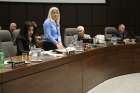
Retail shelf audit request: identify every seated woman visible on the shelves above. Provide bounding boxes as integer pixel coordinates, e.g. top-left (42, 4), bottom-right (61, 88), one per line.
top-left (16, 21), bottom-right (35, 55)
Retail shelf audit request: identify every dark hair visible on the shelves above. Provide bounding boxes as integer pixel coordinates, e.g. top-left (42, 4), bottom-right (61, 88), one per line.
top-left (31, 21), bottom-right (38, 36)
top-left (19, 21), bottom-right (35, 43)
top-left (31, 21), bottom-right (38, 28)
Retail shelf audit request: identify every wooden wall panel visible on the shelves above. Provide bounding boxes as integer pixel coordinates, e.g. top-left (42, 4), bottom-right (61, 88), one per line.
top-left (9, 4), bottom-right (26, 27)
top-left (107, 8), bottom-right (121, 25)
top-left (120, 0), bottom-right (136, 9)
top-left (77, 5), bottom-right (92, 25)
top-left (60, 5), bottom-right (77, 26)
top-left (0, 3), bottom-right (9, 29)
top-left (92, 5), bottom-right (107, 25)
top-left (27, 4), bottom-right (44, 26)
top-left (0, 0), bottom-right (140, 36)
top-left (120, 9), bottom-right (136, 26)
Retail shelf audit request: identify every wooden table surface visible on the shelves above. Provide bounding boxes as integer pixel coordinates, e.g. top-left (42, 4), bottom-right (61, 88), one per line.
top-left (0, 44), bottom-right (140, 93)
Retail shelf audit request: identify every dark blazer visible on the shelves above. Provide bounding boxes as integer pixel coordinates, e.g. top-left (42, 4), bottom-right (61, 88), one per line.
top-left (118, 30), bottom-right (136, 39)
top-left (16, 36), bottom-right (32, 55)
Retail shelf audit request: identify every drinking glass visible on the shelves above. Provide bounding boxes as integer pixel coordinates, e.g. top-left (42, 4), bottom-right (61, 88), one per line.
top-left (22, 52), bottom-right (28, 62)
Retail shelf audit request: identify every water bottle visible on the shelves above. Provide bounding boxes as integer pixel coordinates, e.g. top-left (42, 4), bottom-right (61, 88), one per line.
top-left (92, 38), bottom-right (96, 47)
top-left (0, 49), bottom-right (4, 68)
top-left (111, 36), bottom-right (117, 45)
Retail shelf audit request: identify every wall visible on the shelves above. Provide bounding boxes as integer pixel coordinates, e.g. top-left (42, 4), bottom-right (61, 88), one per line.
top-left (0, 0), bottom-right (139, 38)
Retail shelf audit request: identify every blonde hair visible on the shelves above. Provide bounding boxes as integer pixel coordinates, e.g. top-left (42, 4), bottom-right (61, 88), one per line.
top-left (47, 7), bottom-right (60, 26)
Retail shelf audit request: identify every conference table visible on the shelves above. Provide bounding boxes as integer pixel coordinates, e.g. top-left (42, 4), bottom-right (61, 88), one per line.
top-left (0, 44), bottom-right (140, 93)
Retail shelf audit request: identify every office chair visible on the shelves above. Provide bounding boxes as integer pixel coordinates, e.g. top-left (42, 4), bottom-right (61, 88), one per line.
top-left (12, 29), bottom-right (20, 43)
top-left (104, 26), bottom-right (118, 41)
top-left (64, 28), bottom-right (78, 47)
top-left (0, 30), bottom-right (17, 57)
top-left (64, 28), bottom-right (78, 36)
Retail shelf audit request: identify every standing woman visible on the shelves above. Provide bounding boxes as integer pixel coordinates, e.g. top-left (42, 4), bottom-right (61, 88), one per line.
top-left (43, 7), bottom-right (64, 50)
top-left (16, 21), bottom-right (35, 55)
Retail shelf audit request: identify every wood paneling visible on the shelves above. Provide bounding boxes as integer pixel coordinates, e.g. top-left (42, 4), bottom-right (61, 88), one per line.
top-left (108, 0), bottom-right (121, 8)
top-left (92, 5), bottom-right (107, 25)
top-left (77, 5), bottom-right (92, 25)
top-left (27, 4), bottom-right (44, 26)
top-left (107, 8), bottom-right (121, 25)
top-left (0, 0), bottom-right (139, 35)
top-left (0, 3), bottom-right (9, 29)
top-left (120, 0), bottom-right (136, 9)
top-left (3, 62), bottom-right (82, 93)
top-left (120, 9), bottom-right (136, 26)
top-left (60, 5), bottom-right (77, 26)
top-left (9, 4), bottom-right (27, 27)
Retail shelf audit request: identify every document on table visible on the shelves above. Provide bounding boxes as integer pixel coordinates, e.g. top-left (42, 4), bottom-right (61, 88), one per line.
top-left (43, 50), bottom-right (65, 57)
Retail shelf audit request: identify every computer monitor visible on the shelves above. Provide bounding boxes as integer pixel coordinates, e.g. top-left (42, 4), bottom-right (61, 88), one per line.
top-left (82, 38), bottom-right (93, 44)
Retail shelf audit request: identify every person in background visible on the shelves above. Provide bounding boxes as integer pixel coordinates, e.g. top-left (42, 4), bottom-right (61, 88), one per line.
top-left (43, 7), bottom-right (64, 50)
top-left (16, 21), bottom-right (35, 55)
top-left (31, 21), bottom-right (38, 35)
top-left (77, 25), bottom-right (91, 41)
top-left (9, 22), bottom-right (17, 32)
top-left (117, 24), bottom-right (135, 40)
top-left (31, 21), bottom-right (44, 48)
top-left (9, 22), bottom-right (18, 40)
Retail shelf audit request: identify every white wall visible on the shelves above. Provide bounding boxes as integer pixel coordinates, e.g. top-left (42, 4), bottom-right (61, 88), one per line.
top-left (0, 0), bottom-right (106, 3)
